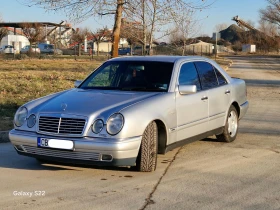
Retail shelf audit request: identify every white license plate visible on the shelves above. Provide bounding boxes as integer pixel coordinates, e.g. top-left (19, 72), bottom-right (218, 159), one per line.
top-left (37, 138), bottom-right (74, 150)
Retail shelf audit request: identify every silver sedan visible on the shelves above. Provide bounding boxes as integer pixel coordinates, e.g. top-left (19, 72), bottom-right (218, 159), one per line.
top-left (9, 56), bottom-right (249, 172)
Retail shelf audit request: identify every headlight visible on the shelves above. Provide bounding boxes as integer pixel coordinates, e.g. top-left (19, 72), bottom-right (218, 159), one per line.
top-left (14, 107), bottom-right (28, 127)
top-left (27, 114), bottom-right (36, 128)
top-left (107, 113), bottom-right (124, 135)
top-left (92, 119), bottom-right (104, 134)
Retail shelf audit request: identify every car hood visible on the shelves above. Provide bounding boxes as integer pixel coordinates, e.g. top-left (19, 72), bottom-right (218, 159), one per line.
top-left (37, 88), bottom-right (160, 117)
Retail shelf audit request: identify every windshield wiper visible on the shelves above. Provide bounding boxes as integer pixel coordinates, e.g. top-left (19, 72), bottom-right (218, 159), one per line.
top-left (80, 87), bottom-right (120, 90)
top-left (120, 87), bottom-right (166, 92)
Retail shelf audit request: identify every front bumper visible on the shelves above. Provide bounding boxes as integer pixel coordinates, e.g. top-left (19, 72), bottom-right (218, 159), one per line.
top-left (9, 129), bottom-right (142, 166)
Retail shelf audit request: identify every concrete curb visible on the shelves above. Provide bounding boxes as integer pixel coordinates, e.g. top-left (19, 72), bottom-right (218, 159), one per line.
top-left (0, 131), bottom-right (10, 143)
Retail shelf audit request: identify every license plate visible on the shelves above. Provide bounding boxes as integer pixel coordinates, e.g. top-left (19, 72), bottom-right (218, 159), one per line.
top-left (37, 138), bottom-right (74, 150)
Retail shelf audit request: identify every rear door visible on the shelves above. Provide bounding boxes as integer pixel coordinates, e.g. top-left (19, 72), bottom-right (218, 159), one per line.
top-left (195, 62), bottom-right (230, 130)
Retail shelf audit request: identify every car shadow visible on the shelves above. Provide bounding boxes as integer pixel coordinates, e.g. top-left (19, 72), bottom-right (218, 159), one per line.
top-left (200, 136), bottom-right (225, 143)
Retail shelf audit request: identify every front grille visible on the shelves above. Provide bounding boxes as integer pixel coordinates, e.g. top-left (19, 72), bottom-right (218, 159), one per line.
top-left (39, 116), bottom-right (86, 135)
top-left (21, 145), bottom-right (100, 161)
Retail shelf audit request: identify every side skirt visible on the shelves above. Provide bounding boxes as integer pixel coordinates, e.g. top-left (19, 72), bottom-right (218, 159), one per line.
top-left (165, 127), bottom-right (224, 153)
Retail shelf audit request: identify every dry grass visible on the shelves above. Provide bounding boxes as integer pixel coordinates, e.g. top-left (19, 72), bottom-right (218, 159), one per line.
top-left (0, 59), bottom-right (103, 130)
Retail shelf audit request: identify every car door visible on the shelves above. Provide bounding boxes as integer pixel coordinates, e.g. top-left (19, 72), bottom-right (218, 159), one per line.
top-left (175, 62), bottom-right (209, 142)
top-left (194, 62), bottom-right (230, 131)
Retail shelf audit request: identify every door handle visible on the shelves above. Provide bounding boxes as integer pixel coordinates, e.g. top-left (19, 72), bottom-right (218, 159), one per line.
top-left (225, 90), bottom-right (230, 94)
top-left (201, 96), bottom-right (208, 101)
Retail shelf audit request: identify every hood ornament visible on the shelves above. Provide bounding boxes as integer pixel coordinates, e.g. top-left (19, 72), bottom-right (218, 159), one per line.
top-left (61, 103), bottom-right (67, 111)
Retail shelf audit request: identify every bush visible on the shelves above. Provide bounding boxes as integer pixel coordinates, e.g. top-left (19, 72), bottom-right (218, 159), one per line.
top-left (14, 54), bottom-right (29, 60)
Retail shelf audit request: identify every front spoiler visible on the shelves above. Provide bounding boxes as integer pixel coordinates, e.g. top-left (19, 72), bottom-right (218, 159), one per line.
top-left (16, 150), bottom-right (136, 167)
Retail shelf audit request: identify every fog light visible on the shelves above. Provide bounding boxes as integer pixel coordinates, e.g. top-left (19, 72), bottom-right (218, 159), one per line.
top-left (15, 145), bottom-right (24, 152)
top-left (101, 154), bottom-right (113, 161)
top-left (27, 114), bottom-right (36, 128)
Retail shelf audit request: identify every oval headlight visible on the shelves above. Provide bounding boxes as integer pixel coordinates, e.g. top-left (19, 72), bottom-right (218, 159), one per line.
top-left (92, 119), bottom-right (104, 134)
top-left (107, 113), bottom-right (124, 135)
top-left (27, 114), bottom-right (36, 128)
top-left (14, 107), bottom-right (28, 127)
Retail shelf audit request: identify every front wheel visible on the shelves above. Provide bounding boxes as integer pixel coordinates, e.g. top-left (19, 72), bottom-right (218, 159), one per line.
top-left (136, 121), bottom-right (158, 172)
top-left (216, 105), bottom-right (239, 142)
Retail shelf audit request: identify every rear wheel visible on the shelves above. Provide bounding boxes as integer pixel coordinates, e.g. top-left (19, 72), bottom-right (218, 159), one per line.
top-left (136, 121), bottom-right (158, 172)
top-left (216, 105), bottom-right (239, 142)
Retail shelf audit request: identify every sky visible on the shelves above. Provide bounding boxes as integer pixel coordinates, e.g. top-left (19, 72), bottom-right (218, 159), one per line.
top-left (0, 0), bottom-right (268, 41)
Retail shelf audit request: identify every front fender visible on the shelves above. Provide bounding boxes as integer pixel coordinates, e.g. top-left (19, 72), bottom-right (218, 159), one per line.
top-left (118, 93), bottom-right (176, 145)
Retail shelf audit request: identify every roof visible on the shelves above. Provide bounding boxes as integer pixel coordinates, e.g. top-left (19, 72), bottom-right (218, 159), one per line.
top-left (109, 55), bottom-right (209, 63)
top-left (0, 22), bottom-right (71, 28)
top-left (189, 41), bottom-right (213, 46)
top-left (6, 27), bottom-right (25, 36)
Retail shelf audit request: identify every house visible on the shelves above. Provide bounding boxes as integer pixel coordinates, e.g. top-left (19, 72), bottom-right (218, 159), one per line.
top-left (0, 27), bottom-right (29, 53)
top-left (0, 22), bottom-right (73, 52)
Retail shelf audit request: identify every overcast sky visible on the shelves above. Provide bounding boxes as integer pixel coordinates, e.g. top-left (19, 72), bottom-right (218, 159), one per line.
top-left (1, 0), bottom-right (268, 41)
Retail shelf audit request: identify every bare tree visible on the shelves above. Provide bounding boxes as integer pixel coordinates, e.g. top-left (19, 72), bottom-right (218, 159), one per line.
top-left (260, 0), bottom-right (280, 27)
top-left (26, 0), bottom-right (213, 57)
top-left (0, 15), bottom-right (8, 44)
top-left (259, 19), bottom-right (279, 37)
top-left (20, 22), bottom-right (43, 53)
top-left (171, 7), bottom-right (200, 55)
top-left (120, 18), bottom-right (153, 55)
top-left (124, 0), bottom-right (211, 55)
top-left (120, 18), bottom-right (141, 52)
top-left (70, 28), bottom-right (89, 56)
top-left (91, 27), bottom-right (112, 56)
top-left (25, 0), bottom-right (124, 57)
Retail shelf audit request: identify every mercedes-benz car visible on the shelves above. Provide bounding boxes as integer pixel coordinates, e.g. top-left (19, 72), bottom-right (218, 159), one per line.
top-left (9, 56), bottom-right (249, 172)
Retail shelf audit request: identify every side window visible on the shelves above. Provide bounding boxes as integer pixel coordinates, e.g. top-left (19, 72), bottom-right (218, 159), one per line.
top-left (179, 62), bottom-right (201, 91)
top-left (195, 62), bottom-right (218, 89)
top-left (214, 67), bottom-right (227, 85)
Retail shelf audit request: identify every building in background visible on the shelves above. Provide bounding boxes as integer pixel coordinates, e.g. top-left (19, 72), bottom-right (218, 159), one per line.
top-left (242, 44), bottom-right (256, 53)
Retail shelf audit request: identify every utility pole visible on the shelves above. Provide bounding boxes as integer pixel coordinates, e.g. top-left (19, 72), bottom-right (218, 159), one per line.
top-left (215, 31), bottom-right (217, 60)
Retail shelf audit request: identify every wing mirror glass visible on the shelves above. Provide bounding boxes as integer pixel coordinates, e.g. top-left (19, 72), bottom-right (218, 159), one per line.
top-left (74, 80), bottom-right (82, 88)
top-left (178, 85), bottom-right (197, 95)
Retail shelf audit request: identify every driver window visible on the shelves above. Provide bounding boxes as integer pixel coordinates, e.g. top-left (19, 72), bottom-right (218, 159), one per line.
top-left (179, 62), bottom-right (201, 91)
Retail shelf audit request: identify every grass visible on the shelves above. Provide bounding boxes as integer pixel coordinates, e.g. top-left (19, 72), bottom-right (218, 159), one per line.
top-left (0, 59), bottom-right (103, 130)
top-left (0, 56), bottom-right (232, 131)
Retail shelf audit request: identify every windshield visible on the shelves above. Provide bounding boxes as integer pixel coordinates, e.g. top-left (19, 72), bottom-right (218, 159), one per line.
top-left (79, 61), bottom-right (174, 92)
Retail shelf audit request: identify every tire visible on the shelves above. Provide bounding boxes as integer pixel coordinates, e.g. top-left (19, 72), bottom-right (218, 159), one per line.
top-left (216, 105), bottom-right (239, 142)
top-left (36, 158), bottom-right (51, 164)
top-left (36, 158), bottom-right (46, 163)
top-left (136, 121), bottom-right (158, 172)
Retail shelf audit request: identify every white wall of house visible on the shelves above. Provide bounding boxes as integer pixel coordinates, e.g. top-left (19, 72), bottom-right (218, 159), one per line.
top-left (1, 35), bottom-right (29, 53)
top-left (93, 42), bottom-right (112, 53)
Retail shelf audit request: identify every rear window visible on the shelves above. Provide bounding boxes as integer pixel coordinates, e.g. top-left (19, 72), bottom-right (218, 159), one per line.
top-left (195, 61), bottom-right (218, 89)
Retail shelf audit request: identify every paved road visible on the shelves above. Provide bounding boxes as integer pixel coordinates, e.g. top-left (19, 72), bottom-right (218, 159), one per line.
top-left (0, 56), bottom-right (279, 210)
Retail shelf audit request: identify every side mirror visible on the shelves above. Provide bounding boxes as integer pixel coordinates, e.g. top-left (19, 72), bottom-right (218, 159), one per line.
top-left (178, 85), bottom-right (197, 95)
top-left (74, 80), bottom-right (82, 88)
